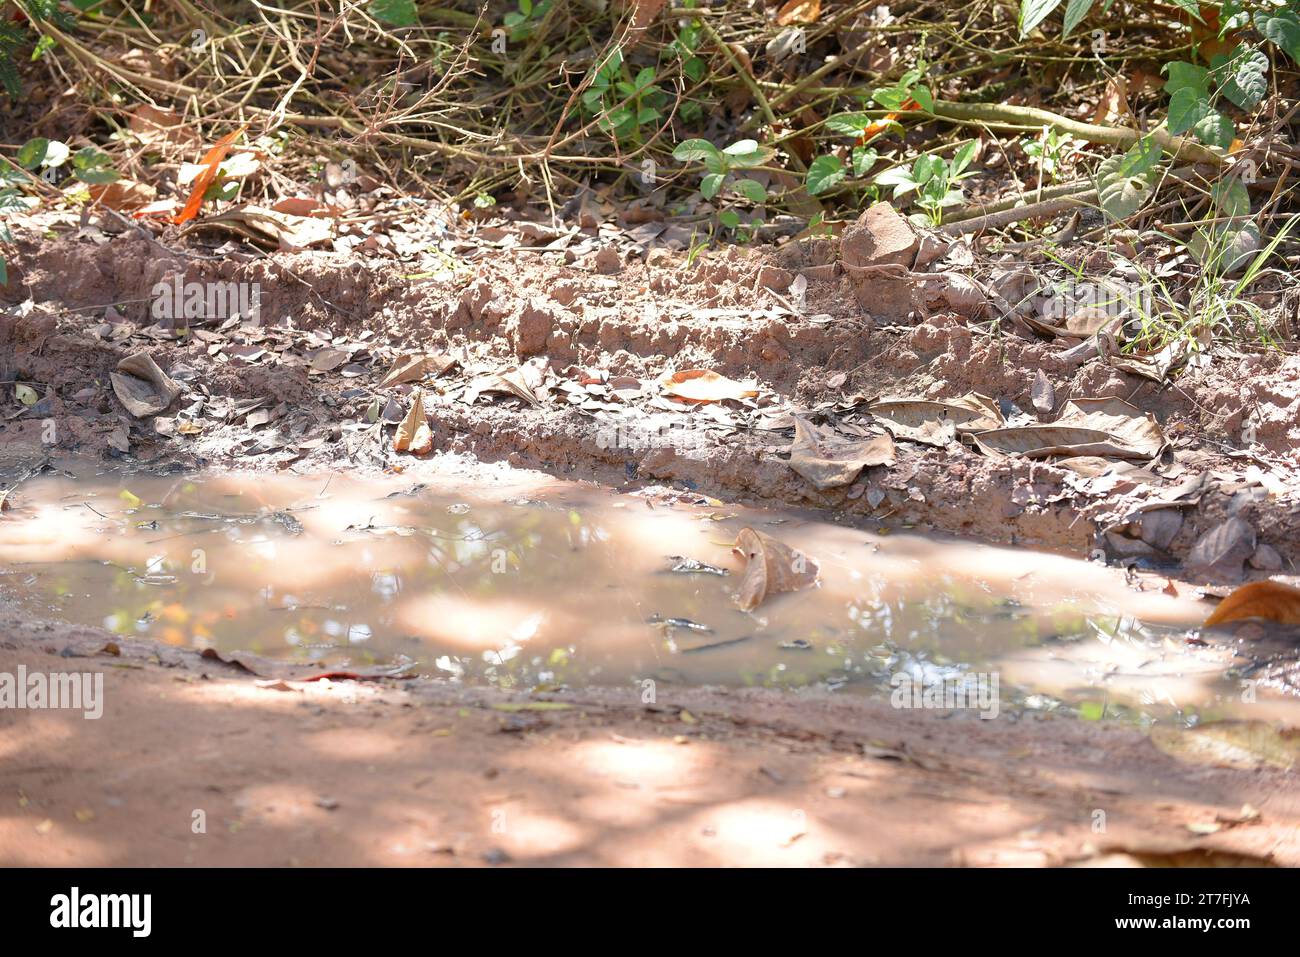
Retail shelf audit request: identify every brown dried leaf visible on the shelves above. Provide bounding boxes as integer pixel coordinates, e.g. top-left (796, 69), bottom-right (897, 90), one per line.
top-left (974, 397), bottom-right (1165, 460)
top-left (789, 416), bottom-right (895, 490)
top-left (868, 392), bottom-right (1002, 446)
top-left (110, 352), bottom-right (182, 418)
top-left (731, 527), bottom-right (819, 611)
top-left (379, 352), bottom-right (457, 388)
top-left (776, 0), bottom-right (821, 25)
top-left (394, 389), bottom-right (433, 455)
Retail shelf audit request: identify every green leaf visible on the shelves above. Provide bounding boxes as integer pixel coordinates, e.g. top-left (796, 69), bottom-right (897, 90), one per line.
top-left (41, 140), bottom-right (70, 168)
top-left (1061, 0), bottom-right (1094, 37)
top-left (16, 138), bottom-right (49, 170)
top-left (723, 143), bottom-right (774, 168)
top-left (1162, 60), bottom-right (1209, 97)
top-left (634, 67), bottom-right (656, 91)
top-left (1167, 87), bottom-right (1212, 136)
top-left (1211, 176), bottom-right (1250, 220)
top-left (1255, 8), bottom-right (1300, 62)
top-left (673, 138), bottom-right (721, 163)
top-left (1019, 0), bottom-right (1063, 36)
top-left (700, 172), bottom-right (724, 199)
top-left (1193, 111), bottom-right (1234, 149)
top-left (912, 153), bottom-right (945, 185)
top-left (719, 209), bottom-right (741, 229)
top-left (0, 256), bottom-right (6, 287)
top-left (805, 155), bottom-right (845, 195)
top-left (825, 112), bottom-right (874, 135)
top-left (14, 383), bottom-right (38, 406)
top-left (735, 178), bottom-right (767, 203)
top-left (851, 146), bottom-right (878, 177)
top-left (370, 0), bottom-right (418, 28)
top-left (723, 139), bottom-right (760, 156)
top-left (910, 86), bottom-right (934, 112)
top-left (1096, 146), bottom-right (1158, 222)
top-left (1215, 46), bottom-right (1269, 110)
top-left (951, 141), bottom-right (978, 176)
top-left (871, 86), bottom-right (910, 110)
top-left (683, 57), bottom-right (705, 82)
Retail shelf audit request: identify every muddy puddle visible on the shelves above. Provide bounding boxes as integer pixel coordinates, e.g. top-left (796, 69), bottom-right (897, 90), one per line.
top-left (1, 460), bottom-right (1295, 725)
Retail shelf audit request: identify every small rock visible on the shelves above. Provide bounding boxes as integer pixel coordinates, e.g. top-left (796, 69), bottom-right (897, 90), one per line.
top-left (1137, 508), bottom-right (1183, 552)
top-left (508, 297), bottom-right (555, 359)
top-left (1248, 543), bottom-right (1283, 571)
top-left (1186, 517), bottom-right (1256, 581)
top-left (756, 264), bottom-right (794, 292)
top-left (840, 202), bottom-right (920, 320)
top-left (591, 246), bottom-right (622, 275)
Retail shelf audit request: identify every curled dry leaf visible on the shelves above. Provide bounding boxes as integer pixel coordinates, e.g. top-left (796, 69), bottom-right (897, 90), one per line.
top-left (788, 416), bottom-right (895, 490)
top-left (394, 388), bottom-right (433, 455)
top-left (731, 527), bottom-right (819, 611)
top-left (868, 392), bottom-right (1002, 446)
top-left (973, 397), bottom-right (1165, 460)
top-left (379, 352), bottom-right (457, 388)
top-left (1204, 580), bottom-right (1300, 629)
top-left (110, 352), bottom-right (181, 418)
top-left (659, 369), bottom-right (759, 404)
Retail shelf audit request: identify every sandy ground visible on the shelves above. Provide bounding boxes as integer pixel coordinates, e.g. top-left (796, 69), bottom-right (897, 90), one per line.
top-left (3, 215), bottom-right (1300, 867)
top-left (1, 610), bottom-right (1297, 867)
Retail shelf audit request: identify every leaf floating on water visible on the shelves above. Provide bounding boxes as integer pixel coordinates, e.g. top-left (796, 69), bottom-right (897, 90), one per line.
top-left (788, 416), bottom-right (895, 490)
top-left (1203, 580), bottom-right (1300, 628)
top-left (1150, 720), bottom-right (1300, 771)
top-left (665, 555), bottom-right (729, 576)
top-left (658, 369), bottom-right (759, 404)
top-left (394, 388), bottom-right (433, 455)
top-left (731, 527), bottom-right (819, 611)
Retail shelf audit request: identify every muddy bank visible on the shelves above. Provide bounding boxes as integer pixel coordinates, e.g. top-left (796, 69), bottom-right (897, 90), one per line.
top-left (1, 605), bottom-right (1295, 867)
top-left (2, 222), bottom-right (1299, 584)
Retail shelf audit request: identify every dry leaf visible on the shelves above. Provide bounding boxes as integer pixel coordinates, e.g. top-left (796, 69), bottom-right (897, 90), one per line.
top-left (470, 369), bottom-right (541, 406)
top-left (659, 369), bottom-right (759, 404)
top-left (379, 353), bottom-right (457, 388)
top-left (788, 416), bottom-right (894, 490)
top-left (974, 397), bottom-right (1165, 460)
top-left (869, 393), bottom-right (1002, 446)
top-left (84, 178), bottom-right (157, 212)
top-left (776, 0), bottom-right (821, 25)
top-left (110, 352), bottom-right (181, 418)
top-left (1204, 580), bottom-right (1300, 628)
top-left (731, 527), bottom-right (819, 611)
top-left (0, 489), bottom-right (10, 514)
top-left (1092, 75), bottom-right (1133, 126)
top-left (150, 125), bottom-right (247, 225)
top-left (394, 389), bottom-right (433, 455)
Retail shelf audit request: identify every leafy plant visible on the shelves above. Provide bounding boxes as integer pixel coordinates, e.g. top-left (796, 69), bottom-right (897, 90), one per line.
top-left (874, 142), bottom-right (978, 226)
top-left (1, 1), bottom-right (75, 96)
top-left (580, 49), bottom-right (668, 142)
top-left (1095, 134), bottom-right (1163, 222)
top-left (503, 0), bottom-right (552, 42)
top-left (663, 9), bottom-right (706, 123)
top-left (1022, 127), bottom-right (1083, 181)
top-left (673, 137), bottom-right (773, 233)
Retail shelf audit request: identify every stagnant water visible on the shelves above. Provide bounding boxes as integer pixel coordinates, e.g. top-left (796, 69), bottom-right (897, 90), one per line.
top-left (1, 461), bottom-right (1296, 724)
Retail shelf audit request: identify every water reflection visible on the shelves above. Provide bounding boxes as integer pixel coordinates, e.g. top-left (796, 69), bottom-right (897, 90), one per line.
top-left (0, 463), bottom-right (1295, 724)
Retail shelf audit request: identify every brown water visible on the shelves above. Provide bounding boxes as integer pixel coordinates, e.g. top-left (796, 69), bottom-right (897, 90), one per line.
top-left (1, 462), bottom-right (1295, 724)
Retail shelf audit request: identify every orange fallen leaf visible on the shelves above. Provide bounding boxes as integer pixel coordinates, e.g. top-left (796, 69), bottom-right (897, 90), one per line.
top-left (147, 125), bottom-right (247, 225)
top-left (1203, 580), bottom-right (1300, 628)
top-left (731, 527), bottom-right (819, 611)
top-left (776, 0), bottom-right (820, 25)
top-left (659, 369), bottom-right (758, 404)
